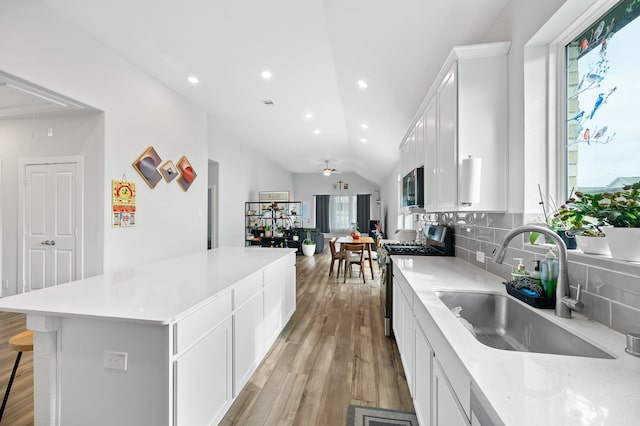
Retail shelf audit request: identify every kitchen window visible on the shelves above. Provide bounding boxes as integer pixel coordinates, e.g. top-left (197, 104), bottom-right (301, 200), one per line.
top-left (564, 0), bottom-right (640, 197)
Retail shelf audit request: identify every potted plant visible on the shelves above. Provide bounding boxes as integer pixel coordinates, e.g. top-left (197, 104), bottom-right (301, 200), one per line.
top-left (556, 191), bottom-right (611, 255)
top-left (350, 223), bottom-right (361, 240)
top-left (264, 224), bottom-right (272, 238)
top-left (302, 230), bottom-right (316, 256)
top-left (591, 181), bottom-right (640, 261)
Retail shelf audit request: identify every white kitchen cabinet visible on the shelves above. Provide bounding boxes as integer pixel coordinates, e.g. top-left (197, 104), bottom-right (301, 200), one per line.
top-left (434, 359), bottom-right (470, 426)
top-left (393, 270), bottom-right (415, 396)
top-left (175, 317), bottom-right (232, 425)
top-left (413, 322), bottom-right (433, 426)
top-left (415, 117), bottom-right (425, 168)
top-left (282, 254), bottom-right (296, 324)
top-left (436, 63), bottom-right (459, 210)
top-left (263, 277), bottom-right (282, 348)
top-left (424, 98), bottom-right (438, 211)
top-left (403, 41), bottom-right (510, 212)
top-left (233, 290), bottom-right (264, 395)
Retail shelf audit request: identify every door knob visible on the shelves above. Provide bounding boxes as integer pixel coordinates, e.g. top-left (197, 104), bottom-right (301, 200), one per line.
top-left (40, 240), bottom-right (56, 246)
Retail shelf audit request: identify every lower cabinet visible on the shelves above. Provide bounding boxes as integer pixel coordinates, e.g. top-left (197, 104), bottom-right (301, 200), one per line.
top-left (174, 317), bottom-right (232, 425)
top-left (413, 325), bottom-right (433, 425)
top-left (433, 359), bottom-right (469, 426)
top-left (233, 291), bottom-right (265, 394)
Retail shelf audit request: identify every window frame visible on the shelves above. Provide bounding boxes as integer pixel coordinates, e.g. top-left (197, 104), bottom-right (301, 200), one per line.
top-left (552, 0), bottom-right (623, 201)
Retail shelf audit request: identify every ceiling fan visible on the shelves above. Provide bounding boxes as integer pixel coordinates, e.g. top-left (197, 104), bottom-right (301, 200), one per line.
top-left (322, 160), bottom-right (342, 176)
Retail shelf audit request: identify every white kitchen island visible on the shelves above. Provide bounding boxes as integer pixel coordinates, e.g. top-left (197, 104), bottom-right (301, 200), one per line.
top-left (0, 247), bottom-right (297, 426)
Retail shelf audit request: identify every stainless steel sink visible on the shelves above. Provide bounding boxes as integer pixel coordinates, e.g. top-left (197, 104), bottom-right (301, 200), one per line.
top-left (436, 291), bottom-right (613, 359)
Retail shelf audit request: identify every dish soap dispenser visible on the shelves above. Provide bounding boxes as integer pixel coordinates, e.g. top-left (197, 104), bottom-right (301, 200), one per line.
top-left (540, 248), bottom-right (559, 298)
top-left (511, 258), bottom-right (528, 280)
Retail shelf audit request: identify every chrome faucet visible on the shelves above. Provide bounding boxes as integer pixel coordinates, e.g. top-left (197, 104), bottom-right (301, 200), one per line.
top-left (493, 224), bottom-right (583, 318)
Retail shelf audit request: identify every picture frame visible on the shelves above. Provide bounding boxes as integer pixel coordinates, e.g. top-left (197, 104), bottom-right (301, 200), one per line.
top-left (132, 146), bottom-right (163, 189)
top-left (160, 160), bottom-right (178, 183)
top-left (176, 156), bottom-right (197, 191)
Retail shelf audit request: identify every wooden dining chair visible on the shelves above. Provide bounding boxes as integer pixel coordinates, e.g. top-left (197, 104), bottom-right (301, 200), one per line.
top-left (328, 238), bottom-right (345, 278)
top-left (342, 243), bottom-right (366, 283)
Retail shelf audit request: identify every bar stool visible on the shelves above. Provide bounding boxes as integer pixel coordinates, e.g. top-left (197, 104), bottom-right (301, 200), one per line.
top-left (0, 330), bottom-right (33, 422)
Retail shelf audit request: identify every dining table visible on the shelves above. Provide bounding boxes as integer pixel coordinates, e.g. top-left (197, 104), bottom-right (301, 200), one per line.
top-left (336, 236), bottom-right (376, 280)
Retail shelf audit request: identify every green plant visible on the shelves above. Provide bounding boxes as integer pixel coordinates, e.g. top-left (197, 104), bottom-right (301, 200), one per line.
top-left (303, 230), bottom-right (314, 245)
top-left (595, 181), bottom-right (640, 227)
top-left (264, 224), bottom-right (271, 231)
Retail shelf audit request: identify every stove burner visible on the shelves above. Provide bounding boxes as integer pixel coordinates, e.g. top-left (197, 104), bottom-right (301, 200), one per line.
top-left (383, 244), bottom-right (445, 256)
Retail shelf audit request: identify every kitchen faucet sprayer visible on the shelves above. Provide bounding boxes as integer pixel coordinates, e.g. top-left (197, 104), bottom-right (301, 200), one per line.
top-left (493, 224), bottom-right (583, 318)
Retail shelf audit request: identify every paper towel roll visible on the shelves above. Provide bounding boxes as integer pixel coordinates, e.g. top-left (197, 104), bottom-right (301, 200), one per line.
top-left (460, 156), bottom-right (482, 205)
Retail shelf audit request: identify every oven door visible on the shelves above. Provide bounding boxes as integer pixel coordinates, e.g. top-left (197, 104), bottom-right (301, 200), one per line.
top-left (381, 255), bottom-right (393, 336)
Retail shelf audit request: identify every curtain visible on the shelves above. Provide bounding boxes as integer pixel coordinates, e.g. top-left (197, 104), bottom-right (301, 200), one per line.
top-left (356, 194), bottom-right (370, 235)
top-left (315, 195), bottom-right (330, 233)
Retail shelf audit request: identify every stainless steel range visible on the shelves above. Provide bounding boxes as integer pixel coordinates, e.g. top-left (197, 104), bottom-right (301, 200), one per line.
top-left (380, 224), bottom-right (454, 337)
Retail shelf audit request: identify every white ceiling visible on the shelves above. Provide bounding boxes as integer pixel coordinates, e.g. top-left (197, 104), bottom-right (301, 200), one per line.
top-left (38, 0), bottom-right (508, 184)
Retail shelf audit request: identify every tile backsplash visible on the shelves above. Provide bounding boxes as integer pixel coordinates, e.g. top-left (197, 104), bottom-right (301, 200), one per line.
top-left (419, 212), bottom-right (640, 336)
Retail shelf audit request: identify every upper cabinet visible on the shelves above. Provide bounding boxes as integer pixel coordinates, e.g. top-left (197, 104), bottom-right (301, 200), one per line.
top-left (403, 41), bottom-right (510, 212)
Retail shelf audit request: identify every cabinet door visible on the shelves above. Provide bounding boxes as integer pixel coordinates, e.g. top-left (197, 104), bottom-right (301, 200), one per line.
top-left (264, 278), bottom-right (282, 348)
top-left (424, 98), bottom-right (438, 211)
top-left (282, 256), bottom-right (296, 324)
top-left (400, 288), bottom-right (414, 395)
top-left (414, 324), bottom-right (433, 426)
top-left (233, 292), bottom-right (264, 395)
top-left (392, 280), bottom-right (402, 340)
top-left (415, 118), bottom-right (425, 168)
top-left (436, 62), bottom-right (458, 210)
top-left (175, 317), bottom-right (232, 426)
top-left (434, 359), bottom-right (469, 426)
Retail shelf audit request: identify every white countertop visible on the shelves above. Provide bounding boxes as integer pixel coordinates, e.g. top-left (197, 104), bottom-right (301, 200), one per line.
top-left (0, 247), bottom-right (296, 325)
top-left (393, 256), bottom-right (640, 426)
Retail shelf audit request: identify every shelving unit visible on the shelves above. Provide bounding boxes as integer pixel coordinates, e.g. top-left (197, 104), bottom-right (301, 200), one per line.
top-left (245, 201), bottom-right (303, 248)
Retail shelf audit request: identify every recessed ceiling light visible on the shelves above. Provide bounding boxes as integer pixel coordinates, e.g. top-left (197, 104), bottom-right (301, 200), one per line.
top-left (361, 123), bottom-right (368, 129)
top-left (361, 138), bottom-right (367, 143)
top-left (261, 70), bottom-right (272, 79)
top-left (187, 75), bottom-right (199, 85)
top-left (357, 80), bottom-right (368, 89)
top-left (314, 129), bottom-right (321, 135)
top-left (305, 113), bottom-right (313, 119)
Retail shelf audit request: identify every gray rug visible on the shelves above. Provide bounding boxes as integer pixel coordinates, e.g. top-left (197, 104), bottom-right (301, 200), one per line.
top-left (346, 405), bottom-right (419, 426)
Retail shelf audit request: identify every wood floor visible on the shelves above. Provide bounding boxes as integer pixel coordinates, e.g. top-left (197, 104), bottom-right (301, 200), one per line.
top-left (0, 248), bottom-right (412, 426)
top-left (220, 249), bottom-right (414, 426)
top-left (0, 312), bottom-right (33, 425)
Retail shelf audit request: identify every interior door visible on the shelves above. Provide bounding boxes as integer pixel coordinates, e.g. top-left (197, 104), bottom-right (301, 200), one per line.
top-left (24, 163), bottom-right (77, 291)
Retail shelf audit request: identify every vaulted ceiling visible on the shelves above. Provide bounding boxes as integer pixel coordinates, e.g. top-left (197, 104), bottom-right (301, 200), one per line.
top-left (40, 0), bottom-right (508, 184)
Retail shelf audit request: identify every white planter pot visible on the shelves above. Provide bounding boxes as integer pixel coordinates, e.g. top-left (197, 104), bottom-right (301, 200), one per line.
top-left (606, 227), bottom-right (640, 262)
top-left (576, 235), bottom-right (611, 256)
top-left (302, 244), bottom-right (316, 257)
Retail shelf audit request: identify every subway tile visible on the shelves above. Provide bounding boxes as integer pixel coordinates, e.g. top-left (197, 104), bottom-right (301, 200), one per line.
top-left (487, 261), bottom-right (512, 281)
top-left (487, 213), bottom-right (513, 229)
top-left (456, 247), bottom-right (470, 263)
top-left (481, 241), bottom-right (499, 259)
top-left (475, 226), bottom-right (494, 242)
top-left (567, 262), bottom-right (587, 287)
top-left (466, 238), bottom-right (481, 252)
top-left (611, 302), bottom-right (640, 335)
top-left (512, 213), bottom-right (525, 227)
top-left (576, 290), bottom-right (611, 327)
top-left (586, 267), bottom-right (640, 310)
top-left (455, 224), bottom-right (475, 239)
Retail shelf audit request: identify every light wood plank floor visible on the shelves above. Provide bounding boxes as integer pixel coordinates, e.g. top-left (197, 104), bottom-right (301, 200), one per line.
top-left (0, 312), bottom-right (33, 425)
top-left (221, 249), bottom-right (414, 425)
top-left (0, 248), bottom-right (413, 426)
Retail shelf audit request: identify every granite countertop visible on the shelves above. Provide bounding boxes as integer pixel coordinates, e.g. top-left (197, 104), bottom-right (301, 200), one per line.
top-left (394, 256), bottom-right (640, 425)
top-left (0, 247), bottom-right (296, 325)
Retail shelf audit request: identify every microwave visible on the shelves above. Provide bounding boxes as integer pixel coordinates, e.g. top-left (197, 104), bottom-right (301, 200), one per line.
top-left (402, 166), bottom-right (424, 208)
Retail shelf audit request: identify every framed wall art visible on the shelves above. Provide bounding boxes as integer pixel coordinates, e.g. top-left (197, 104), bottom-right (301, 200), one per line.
top-left (160, 160), bottom-right (178, 183)
top-left (176, 156), bottom-right (197, 191)
top-left (133, 146), bottom-right (163, 189)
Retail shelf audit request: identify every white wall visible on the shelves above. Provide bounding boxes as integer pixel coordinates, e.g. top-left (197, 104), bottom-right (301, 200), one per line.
top-left (207, 116), bottom-right (294, 247)
top-left (0, 0), bottom-right (208, 274)
top-left (293, 172), bottom-right (381, 229)
top-left (0, 111), bottom-right (104, 295)
top-left (380, 164), bottom-right (402, 237)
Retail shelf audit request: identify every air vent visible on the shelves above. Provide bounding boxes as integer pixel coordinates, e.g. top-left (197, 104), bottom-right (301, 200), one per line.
top-left (263, 99), bottom-right (275, 105)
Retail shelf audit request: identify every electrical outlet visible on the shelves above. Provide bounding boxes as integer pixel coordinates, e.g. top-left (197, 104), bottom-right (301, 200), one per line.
top-left (476, 250), bottom-right (485, 263)
top-left (103, 351), bottom-right (128, 371)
